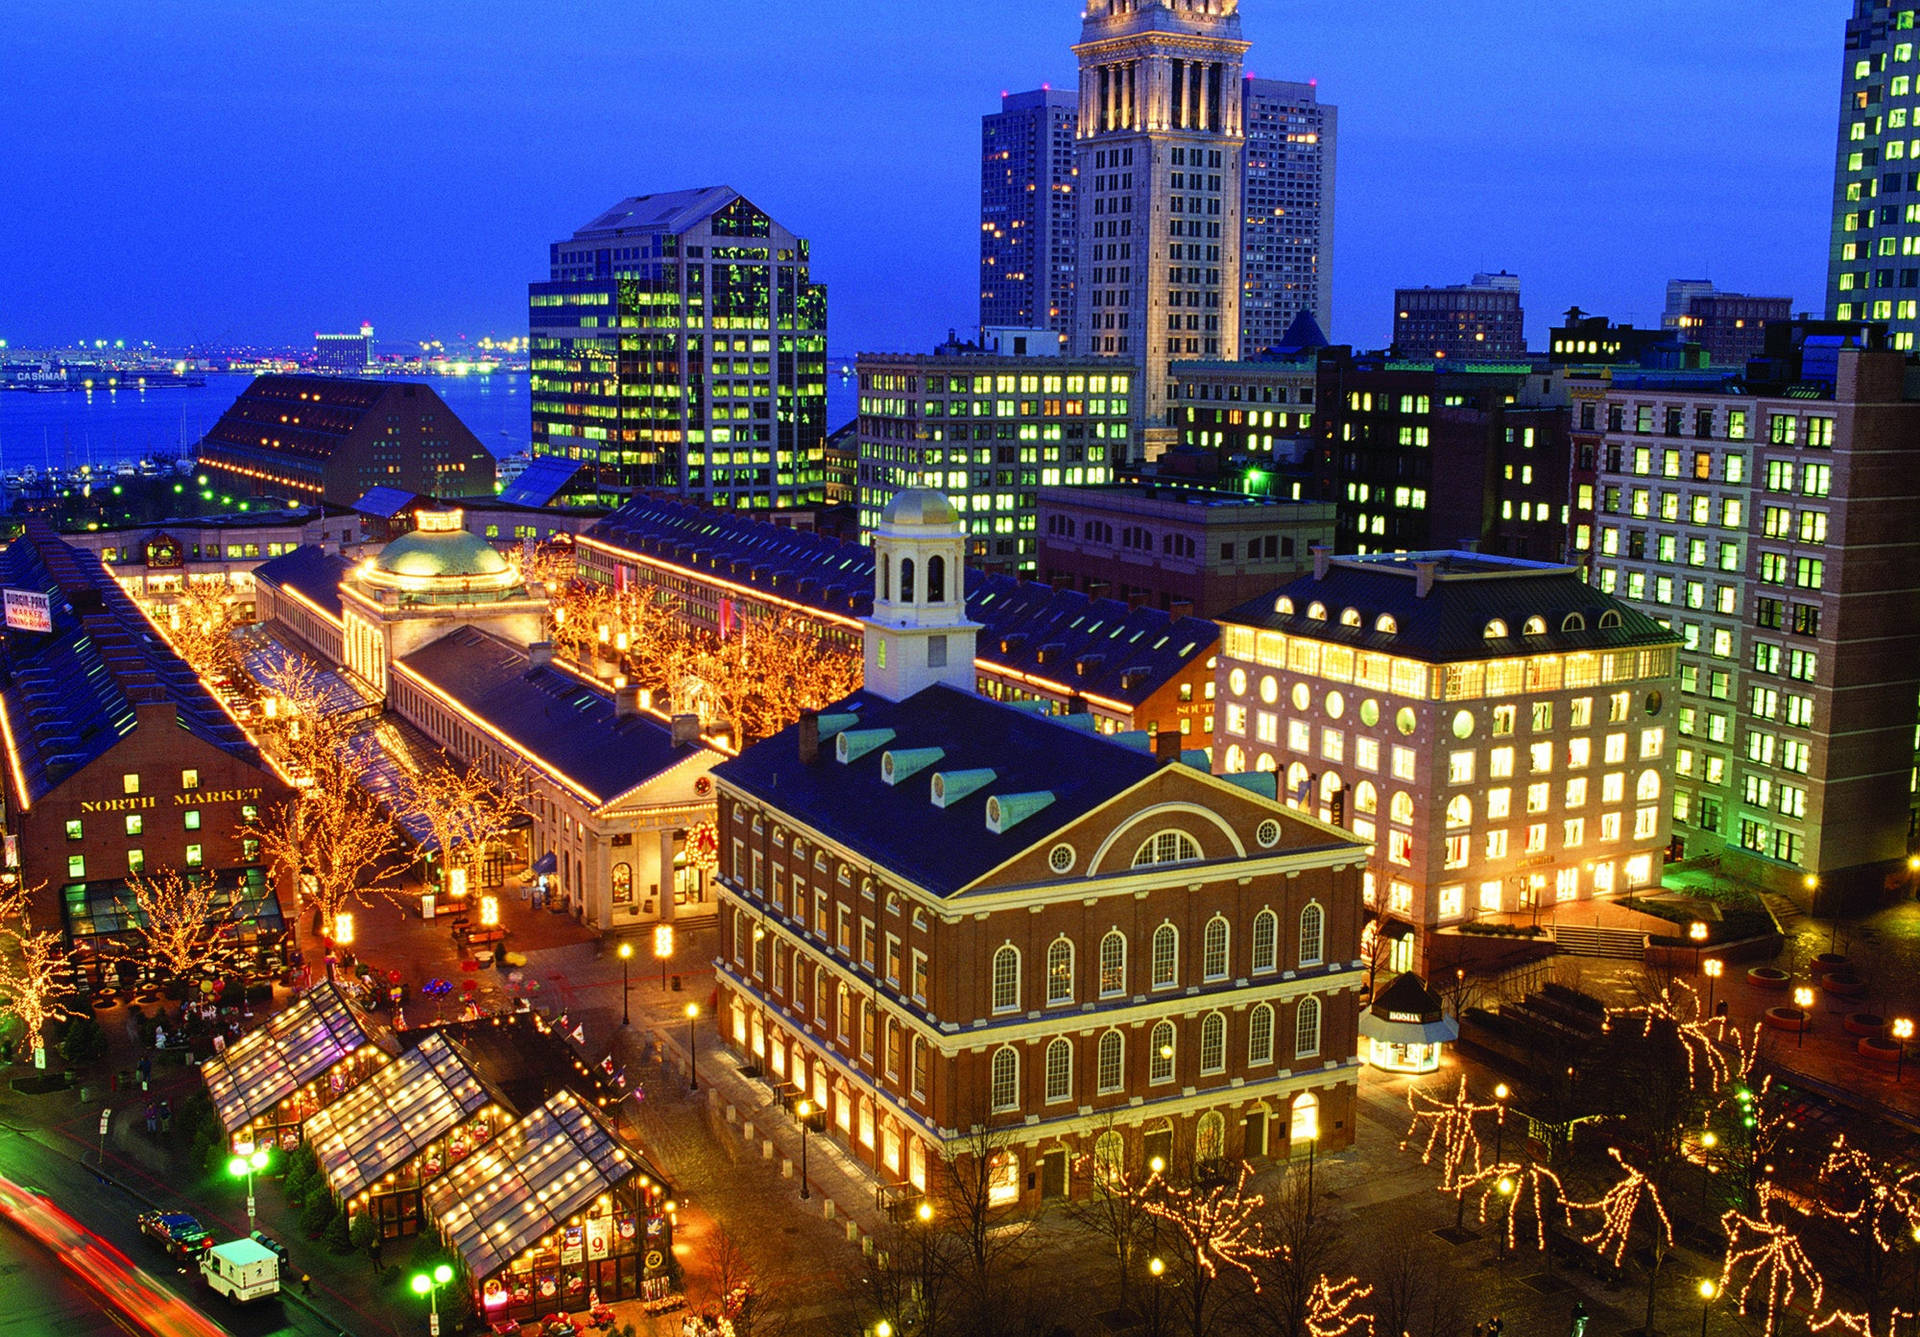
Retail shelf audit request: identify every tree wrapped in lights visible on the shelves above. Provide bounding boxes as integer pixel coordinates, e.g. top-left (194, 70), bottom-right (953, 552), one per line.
top-left (1305, 1276), bottom-right (1375, 1337)
top-left (1569, 1147), bottom-right (1675, 1334)
top-left (1606, 979), bottom-right (1747, 1093)
top-left (1064, 1133), bottom-right (1164, 1317)
top-left (0, 926), bottom-right (74, 1067)
top-left (1462, 1160), bottom-right (1568, 1256)
top-left (1811, 1307), bottom-right (1918, 1337)
top-left (1403, 1075), bottom-right (1499, 1228)
top-left (1811, 1137), bottom-right (1920, 1326)
top-left (398, 755), bottom-right (527, 903)
top-left (163, 579), bottom-right (246, 685)
top-left (1719, 1196), bottom-right (1825, 1337)
top-left (518, 536), bottom-right (577, 596)
top-left (117, 867), bottom-right (251, 985)
top-left (1143, 1163), bottom-right (1278, 1337)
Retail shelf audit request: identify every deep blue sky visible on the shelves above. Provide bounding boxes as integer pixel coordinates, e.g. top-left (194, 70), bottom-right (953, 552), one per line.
top-left (0, 1), bottom-right (1844, 355)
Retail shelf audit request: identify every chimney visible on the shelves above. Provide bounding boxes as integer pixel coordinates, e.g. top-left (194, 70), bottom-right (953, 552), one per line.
top-left (1168, 599), bottom-right (1194, 622)
top-left (671, 713), bottom-right (700, 746)
top-left (1415, 561), bottom-right (1438, 599)
top-left (529, 641), bottom-right (554, 668)
top-left (797, 709), bottom-right (821, 765)
top-left (614, 685), bottom-right (641, 719)
top-left (1311, 544), bottom-right (1330, 580)
top-left (1153, 730), bottom-right (1182, 765)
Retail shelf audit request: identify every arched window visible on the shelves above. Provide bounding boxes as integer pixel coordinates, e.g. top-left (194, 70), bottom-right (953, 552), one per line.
top-left (1286, 761), bottom-right (1310, 808)
top-left (1195, 1110), bottom-right (1226, 1164)
top-left (1132, 829), bottom-right (1201, 867)
top-left (1354, 781), bottom-right (1379, 815)
top-left (1251, 909), bottom-right (1278, 974)
top-left (1097, 1029), bottom-right (1125, 1094)
top-left (1046, 937), bottom-right (1074, 1006)
top-left (1339, 607), bottom-right (1362, 628)
top-left (1044, 1037), bottom-right (1073, 1104)
top-left (910, 1035), bottom-right (928, 1098)
top-left (880, 553), bottom-right (890, 602)
top-left (928, 554), bottom-right (946, 603)
top-left (1375, 613), bottom-right (1398, 634)
top-left (1098, 930), bottom-right (1127, 997)
top-left (1390, 791), bottom-right (1415, 825)
top-left (1150, 923), bottom-right (1179, 989)
top-left (1306, 601), bottom-right (1328, 620)
top-left (990, 1046), bottom-right (1020, 1112)
top-left (1445, 795), bottom-right (1472, 828)
top-left (1202, 916), bottom-right (1230, 981)
top-left (1149, 1020), bottom-right (1176, 1083)
top-left (900, 557), bottom-right (916, 603)
top-left (1290, 1091), bottom-right (1320, 1144)
top-left (1523, 615), bottom-right (1548, 636)
top-left (1200, 1011), bottom-right (1226, 1074)
top-left (1599, 609), bottom-right (1623, 629)
top-left (1299, 903), bottom-right (1325, 967)
top-left (1484, 619), bottom-right (1509, 639)
top-left (1249, 1002), bottom-right (1274, 1065)
top-left (1294, 996), bottom-right (1322, 1058)
top-left (1637, 769), bottom-right (1662, 801)
top-left (1224, 743), bottom-right (1247, 772)
top-left (1092, 1127), bottom-right (1124, 1181)
top-left (1561, 611), bottom-right (1586, 632)
top-left (611, 863), bottom-right (632, 904)
top-left (990, 944), bottom-right (1020, 1014)
top-left (732, 908), bottom-right (749, 965)
top-left (1276, 595), bottom-right (1295, 614)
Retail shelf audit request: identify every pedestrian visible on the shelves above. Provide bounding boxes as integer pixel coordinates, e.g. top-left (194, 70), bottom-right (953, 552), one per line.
top-left (144, 1101), bottom-right (156, 1134)
top-left (138, 1055), bottom-right (152, 1090)
top-left (159, 1100), bottom-right (172, 1135)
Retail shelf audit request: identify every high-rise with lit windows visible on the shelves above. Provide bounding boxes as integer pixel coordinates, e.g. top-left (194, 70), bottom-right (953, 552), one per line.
top-left (529, 187), bottom-right (827, 507)
top-left (1073, 0), bottom-right (1250, 442)
top-left (1241, 79), bottom-right (1336, 353)
top-left (981, 89), bottom-right (1080, 339)
top-left (1587, 320), bottom-right (1920, 902)
top-left (1827, 2), bottom-right (1920, 350)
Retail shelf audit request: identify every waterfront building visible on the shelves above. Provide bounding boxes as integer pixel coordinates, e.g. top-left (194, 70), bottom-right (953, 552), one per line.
top-left (196, 375), bottom-right (495, 508)
top-left (1241, 79), bottom-right (1336, 352)
top-left (313, 324), bottom-right (374, 372)
top-left (1392, 273), bottom-right (1526, 362)
top-left (853, 339), bottom-right (1128, 573)
top-left (981, 89), bottom-right (1081, 340)
top-left (710, 490), bottom-right (1364, 1201)
top-left (1216, 550), bottom-right (1679, 973)
top-left (1073, 0), bottom-right (1250, 437)
top-left (0, 524), bottom-right (289, 974)
top-left (1826, 2), bottom-right (1920, 350)
top-left (528, 187), bottom-right (828, 507)
top-left (1036, 481), bottom-right (1334, 618)
top-left (1587, 320), bottom-right (1920, 901)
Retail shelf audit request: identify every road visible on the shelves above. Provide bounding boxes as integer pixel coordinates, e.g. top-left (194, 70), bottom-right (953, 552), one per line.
top-left (0, 1121), bottom-right (338, 1337)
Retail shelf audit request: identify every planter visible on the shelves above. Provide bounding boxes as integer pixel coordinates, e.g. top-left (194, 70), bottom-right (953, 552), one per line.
top-left (1845, 1013), bottom-right (1888, 1038)
top-left (1764, 1005), bottom-right (1810, 1032)
top-left (1748, 967), bottom-right (1792, 991)
top-left (1811, 953), bottom-right (1850, 977)
top-left (1860, 1036), bottom-right (1901, 1065)
top-left (1822, 972), bottom-right (1867, 998)
top-left (90, 993), bottom-right (117, 1011)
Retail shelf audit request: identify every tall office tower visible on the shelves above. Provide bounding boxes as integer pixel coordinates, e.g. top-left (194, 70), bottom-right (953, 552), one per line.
top-left (1241, 79), bottom-right (1336, 353)
top-left (1392, 272), bottom-right (1526, 361)
top-left (1827, 2), bottom-right (1920, 350)
top-left (981, 89), bottom-right (1080, 339)
top-left (1073, 0), bottom-right (1250, 446)
top-left (1663, 279), bottom-right (1718, 329)
top-left (529, 187), bottom-right (828, 507)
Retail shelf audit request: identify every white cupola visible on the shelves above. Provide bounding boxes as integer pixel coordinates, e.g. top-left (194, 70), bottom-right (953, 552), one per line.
top-left (862, 488), bottom-right (980, 702)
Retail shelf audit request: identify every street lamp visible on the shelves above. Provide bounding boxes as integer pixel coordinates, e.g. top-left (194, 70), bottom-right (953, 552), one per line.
top-left (1793, 986), bottom-right (1815, 1048)
top-left (411, 1262), bottom-right (455, 1337)
top-left (1303, 1119), bottom-right (1321, 1220)
top-left (685, 1003), bottom-right (700, 1091)
top-left (796, 1098), bottom-right (814, 1200)
top-left (654, 923), bottom-right (674, 991)
top-left (617, 941), bottom-right (633, 1027)
top-left (1700, 1130), bottom-right (1718, 1214)
top-left (1895, 1018), bottom-right (1914, 1082)
top-left (1703, 958), bottom-right (1724, 1015)
top-left (876, 1321), bottom-right (894, 1337)
top-left (1495, 1175), bottom-right (1515, 1257)
top-left (226, 1147), bottom-right (270, 1233)
top-left (1492, 1083), bottom-right (1509, 1167)
top-left (1698, 1278), bottom-right (1717, 1337)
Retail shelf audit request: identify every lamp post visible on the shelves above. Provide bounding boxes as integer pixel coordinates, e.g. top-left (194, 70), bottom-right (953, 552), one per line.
top-left (226, 1147), bottom-right (270, 1233)
top-left (685, 1003), bottom-right (700, 1091)
top-left (1895, 1018), bottom-right (1914, 1082)
top-left (411, 1262), bottom-right (455, 1337)
top-left (1495, 1175), bottom-right (1514, 1257)
top-left (1793, 986), bottom-right (1815, 1048)
top-left (617, 941), bottom-right (633, 1027)
top-left (797, 1098), bottom-right (814, 1200)
top-left (1699, 1130), bottom-right (1718, 1216)
top-left (1689, 920), bottom-right (1708, 970)
top-left (1697, 1278), bottom-right (1717, 1337)
top-left (1304, 1121), bottom-right (1320, 1220)
top-left (1703, 958), bottom-right (1723, 1015)
top-left (1493, 1083), bottom-right (1509, 1167)
top-left (654, 923), bottom-right (674, 991)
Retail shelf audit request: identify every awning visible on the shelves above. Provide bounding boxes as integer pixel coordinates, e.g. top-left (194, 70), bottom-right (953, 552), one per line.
top-left (531, 852), bottom-right (558, 876)
top-left (1359, 1011), bottom-right (1460, 1046)
top-left (1375, 919), bottom-right (1416, 941)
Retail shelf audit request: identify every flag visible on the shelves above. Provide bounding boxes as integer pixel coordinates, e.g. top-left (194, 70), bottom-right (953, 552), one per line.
top-left (600, 1055), bottom-right (615, 1075)
top-left (570, 1022), bottom-right (586, 1045)
top-left (719, 597), bottom-right (736, 641)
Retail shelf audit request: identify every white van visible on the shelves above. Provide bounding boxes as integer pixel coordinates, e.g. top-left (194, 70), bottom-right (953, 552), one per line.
top-left (200, 1237), bottom-right (280, 1303)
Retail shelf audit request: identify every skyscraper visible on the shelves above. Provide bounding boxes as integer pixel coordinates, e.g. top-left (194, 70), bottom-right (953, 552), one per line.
top-left (1241, 79), bottom-right (1336, 352)
top-left (1826, 2), bottom-right (1920, 351)
top-left (528, 187), bottom-right (828, 507)
top-left (980, 89), bottom-right (1080, 338)
top-left (1073, 0), bottom-right (1250, 445)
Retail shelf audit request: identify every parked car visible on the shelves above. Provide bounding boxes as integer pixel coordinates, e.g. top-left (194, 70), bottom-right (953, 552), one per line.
top-left (136, 1210), bottom-right (213, 1260)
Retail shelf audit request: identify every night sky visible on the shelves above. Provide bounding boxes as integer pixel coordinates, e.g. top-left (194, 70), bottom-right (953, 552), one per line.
top-left (0, 1), bottom-right (1845, 355)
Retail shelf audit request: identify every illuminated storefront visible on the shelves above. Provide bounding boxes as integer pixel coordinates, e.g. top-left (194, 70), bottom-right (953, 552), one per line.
top-left (202, 980), bottom-right (393, 1151)
top-left (1357, 973), bottom-right (1457, 1075)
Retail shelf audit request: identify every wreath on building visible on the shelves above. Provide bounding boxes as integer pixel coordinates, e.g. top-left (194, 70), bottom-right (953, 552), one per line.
top-left (687, 821), bottom-right (720, 875)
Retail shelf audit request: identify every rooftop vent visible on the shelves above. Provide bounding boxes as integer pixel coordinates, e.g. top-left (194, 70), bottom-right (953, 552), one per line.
top-left (930, 768), bottom-right (997, 809)
top-left (815, 711), bottom-right (861, 739)
top-left (1221, 771), bottom-right (1280, 800)
top-left (881, 747), bottom-right (945, 786)
top-left (986, 790), bottom-right (1056, 834)
top-left (835, 728), bottom-right (895, 763)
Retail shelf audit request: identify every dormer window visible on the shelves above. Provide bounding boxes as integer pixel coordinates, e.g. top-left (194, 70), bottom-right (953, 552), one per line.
top-left (1375, 613), bottom-right (1397, 634)
top-left (1523, 615), bottom-right (1548, 636)
top-left (1598, 610), bottom-right (1623, 629)
top-left (1306, 601), bottom-right (1328, 621)
top-left (1275, 595), bottom-right (1295, 615)
top-left (1339, 608), bottom-right (1362, 628)
top-left (1484, 619), bottom-right (1509, 639)
top-left (1561, 612), bottom-right (1586, 632)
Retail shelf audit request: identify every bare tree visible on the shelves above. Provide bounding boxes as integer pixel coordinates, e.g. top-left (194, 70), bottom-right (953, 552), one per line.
top-left (1064, 1129), bottom-right (1162, 1318)
top-left (1249, 1174), bottom-right (1345, 1337)
top-left (118, 867), bottom-right (251, 984)
top-left (934, 1119), bottom-right (1040, 1285)
top-left (397, 754), bottom-right (526, 900)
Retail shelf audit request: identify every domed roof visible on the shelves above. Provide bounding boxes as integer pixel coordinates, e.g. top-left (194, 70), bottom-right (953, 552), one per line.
top-left (374, 527), bottom-right (511, 580)
top-left (881, 488), bottom-right (960, 527)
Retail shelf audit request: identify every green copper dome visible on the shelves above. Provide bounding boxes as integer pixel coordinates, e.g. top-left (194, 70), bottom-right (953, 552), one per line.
top-left (374, 527), bottom-right (510, 580)
top-left (881, 488), bottom-right (960, 527)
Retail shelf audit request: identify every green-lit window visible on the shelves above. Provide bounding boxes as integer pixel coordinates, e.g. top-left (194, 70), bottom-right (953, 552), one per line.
top-left (67, 855), bottom-right (85, 880)
top-left (125, 814), bottom-right (142, 837)
top-left (65, 819), bottom-right (83, 841)
top-left (183, 810), bottom-right (201, 831)
top-left (127, 849), bottom-right (145, 875)
top-left (184, 844), bottom-right (203, 868)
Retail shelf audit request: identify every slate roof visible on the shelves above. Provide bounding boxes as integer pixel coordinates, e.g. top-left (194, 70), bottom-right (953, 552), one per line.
top-left (1220, 552), bottom-right (1678, 663)
top-left (198, 375), bottom-right (392, 464)
top-left (394, 627), bottom-right (707, 809)
top-left (497, 456), bottom-right (593, 509)
top-left (253, 545), bottom-right (353, 620)
top-left (573, 186), bottom-right (741, 239)
top-left (586, 497), bottom-right (1217, 708)
top-left (0, 524), bottom-right (264, 805)
top-left (713, 684), bottom-right (1173, 897)
top-left (350, 486), bottom-right (425, 520)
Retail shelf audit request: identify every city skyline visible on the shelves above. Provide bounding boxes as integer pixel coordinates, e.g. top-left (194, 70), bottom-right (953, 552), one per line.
top-left (0, 1), bottom-right (1844, 354)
